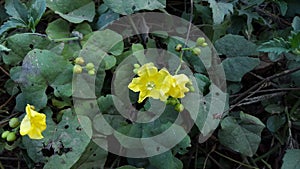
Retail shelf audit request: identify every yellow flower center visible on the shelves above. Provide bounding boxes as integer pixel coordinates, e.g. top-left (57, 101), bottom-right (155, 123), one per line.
top-left (146, 81), bottom-right (155, 90)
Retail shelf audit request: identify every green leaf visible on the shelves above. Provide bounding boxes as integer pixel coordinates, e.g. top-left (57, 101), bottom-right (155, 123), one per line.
top-left (23, 49), bottom-right (72, 84)
top-left (0, 44), bottom-right (11, 52)
top-left (76, 30), bottom-right (123, 96)
top-left (292, 16), bottom-right (300, 31)
top-left (258, 37), bottom-right (290, 55)
top-left (212, 19), bottom-right (231, 43)
top-left (264, 104), bottom-right (284, 114)
top-left (5, 0), bottom-right (28, 22)
top-left (46, 18), bottom-right (70, 39)
top-left (28, 0), bottom-right (46, 27)
top-left (74, 22), bottom-right (92, 36)
top-left (289, 31), bottom-right (300, 50)
top-left (2, 0), bottom-right (46, 34)
top-left (56, 2), bottom-right (95, 24)
top-left (172, 136), bottom-right (191, 155)
top-left (2, 33), bottom-right (55, 65)
top-left (12, 49), bottom-right (72, 110)
top-left (96, 9), bottom-right (119, 30)
top-left (103, 55), bottom-right (116, 70)
top-left (267, 115), bottom-right (286, 132)
top-left (148, 151), bottom-right (183, 169)
top-left (103, 0), bottom-right (166, 15)
top-left (282, 149), bottom-right (300, 169)
top-left (227, 82), bottom-right (242, 94)
top-left (22, 108), bottom-right (94, 168)
top-left (222, 57), bottom-right (260, 82)
top-left (214, 34), bottom-right (258, 57)
top-left (50, 64), bottom-right (73, 98)
top-left (132, 43), bottom-right (146, 64)
top-left (15, 83), bottom-right (47, 111)
top-left (194, 73), bottom-right (210, 94)
top-left (80, 29), bottom-right (124, 57)
top-left (46, 0), bottom-right (95, 23)
top-left (276, 0), bottom-right (288, 16)
top-left (4, 79), bottom-right (19, 95)
top-left (0, 20), bottom-right (25, 36)
top-left (218, 112), bottom-right (265, 157)
top-left (207, 0), bottom-right (233, 24)
top-left (238, 8), bottom-right (260, 27)
top-left (71, 141), bottom-right (108, 169)
top-left (192, 84), bottom-right (228, 140)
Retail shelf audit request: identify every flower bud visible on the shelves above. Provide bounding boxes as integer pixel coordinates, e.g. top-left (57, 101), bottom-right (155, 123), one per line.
top-left (88, 69), bottom-right (95, 75)
top-left (6, 132), bottom-right (17, 142)
top-left (167, 98), bottom-right (178, 106)
top-left (196, 37), bottom-right (205, 46)
top-left (9, 118), bottom-right (20, 128)
top-left (192, 47), bottom-right (201, 55)
top-left (133, 68), bottom-right (139, 74)
top-left (134, 64), bottom-right (140, 69)
top-left (201, 42), bottom-right (208, 47)
top-left (1, 131), bottom-right (10, 139)
top-left (175, 104), bottom-right (184, 112)
top-left (189, 86), bottom-right (195, 92)
top-left (175, 44), bottom-right (183, 52)
top-left (86, 63), bottom-right (95, 71)
top-left (74, 57), bottom-right (85, 65)
top-left (73, 65), bottom-right (83, 74)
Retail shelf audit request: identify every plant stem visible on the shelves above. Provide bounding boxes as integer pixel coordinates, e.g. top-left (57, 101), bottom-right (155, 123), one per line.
top-left (253, 144), bottom-right (280, 162)
top-left (214, 151), bottom-right (259, 169)
top-left (175, 52), bottom-right (184, 75)
top-left (51, 37), bottom-right (79, 42)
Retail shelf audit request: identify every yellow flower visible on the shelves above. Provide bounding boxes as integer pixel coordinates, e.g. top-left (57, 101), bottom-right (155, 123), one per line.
top-left (128, 63), bottom-right (173, 103)
top-left (167, 74), bottom-right (190, 98)
top-left (20, 104), bottom-right (47, 139)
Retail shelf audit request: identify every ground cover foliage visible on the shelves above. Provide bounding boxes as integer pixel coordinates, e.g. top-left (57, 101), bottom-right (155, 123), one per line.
top-left (0, 0), bottom-right (299, 168)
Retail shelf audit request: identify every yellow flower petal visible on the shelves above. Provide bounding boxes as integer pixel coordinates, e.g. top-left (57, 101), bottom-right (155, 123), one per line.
top-left (128, 63), bottom-right (172, 103)
top-left (20, 115), bottom-right (31, 136)
top-left (167, 74), bottom-right (190, 98)
top-left (20, 104), bottom-right (47, 139)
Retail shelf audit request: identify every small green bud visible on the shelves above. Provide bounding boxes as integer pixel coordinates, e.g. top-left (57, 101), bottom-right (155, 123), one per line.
top-left (189, 86), bottom-right (195, 92)
top-left (73, 65), bottom-right (83, 74)
top-left (133, 68), bottom-right (139, 74)
top-left (175, 44), bottom-right (183, 52)
top-left (88, 69), bottom-right (95, 75)
top-left (134, 64), bottom-right (140, 69)
top-left (201, 42), bottom-right (208, 47)
top-left (168, 98), bottom-right (179, 105)
top-left (86, 63), bottom-right (95, 71)
top-left (74, 57), bottom-right (85, 65)
top-left (196, 37), bottom-right (205, 46)
top-left (175, 104), bottom-right (184, 112)
top-left (192, 47), bottom-right (201, 55)
top-left (6, 132), bottom-right (17, 142)
top-left (9, 118), bottom-right (20, 128)
top-left (1, 131), bottom-right (10, 139)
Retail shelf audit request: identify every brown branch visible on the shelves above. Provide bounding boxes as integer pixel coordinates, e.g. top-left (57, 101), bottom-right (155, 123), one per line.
top-left (0, 66), bottom-right (9, 77)
top-left (0, 95), bottom-right (14, 110)
top-left (230, 66), bottom-right (300, 106)
top-left (254, 7), bottom-right (291, 26)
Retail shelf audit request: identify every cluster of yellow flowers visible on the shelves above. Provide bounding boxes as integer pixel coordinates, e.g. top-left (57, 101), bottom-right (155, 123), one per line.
top-left (128, 62), bottom-right (191, 103)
